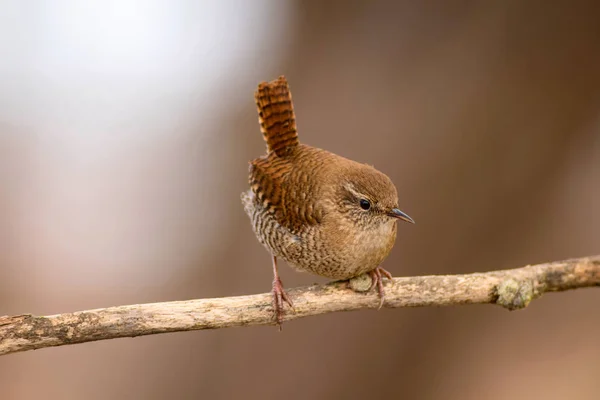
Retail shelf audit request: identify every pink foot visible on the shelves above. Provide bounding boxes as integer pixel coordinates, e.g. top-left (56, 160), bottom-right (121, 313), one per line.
top-left (272, 276), bottom-right (294, 329)
top-left (369, 266), bottom-right (393, 309)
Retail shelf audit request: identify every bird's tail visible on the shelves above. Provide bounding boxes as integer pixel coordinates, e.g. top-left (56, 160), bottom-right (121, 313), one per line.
top-left (255, 76), bottom-right (299, 157)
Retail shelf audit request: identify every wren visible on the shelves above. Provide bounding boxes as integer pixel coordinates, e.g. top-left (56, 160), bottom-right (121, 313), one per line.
top-left (242, 76), bottom-right (414, 327)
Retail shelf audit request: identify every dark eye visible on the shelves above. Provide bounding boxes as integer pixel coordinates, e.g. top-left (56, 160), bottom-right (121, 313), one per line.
top-left (359, 199), bottom-right (371, 210)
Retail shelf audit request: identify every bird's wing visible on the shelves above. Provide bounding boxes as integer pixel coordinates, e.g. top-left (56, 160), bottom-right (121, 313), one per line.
top-left (249, 155), bottom-right (325, 234)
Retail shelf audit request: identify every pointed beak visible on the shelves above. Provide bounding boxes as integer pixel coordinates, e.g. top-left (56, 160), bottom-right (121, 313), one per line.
top-left (388, 208), bottom-right (415, 224)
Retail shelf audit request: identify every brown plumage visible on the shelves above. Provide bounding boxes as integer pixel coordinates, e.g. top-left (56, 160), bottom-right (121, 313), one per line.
top-left (242, 76), bottom-right (414, 327)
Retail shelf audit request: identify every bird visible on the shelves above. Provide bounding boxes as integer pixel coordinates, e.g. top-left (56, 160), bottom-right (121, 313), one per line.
top-left (241, 76), bottom-right (414, 327)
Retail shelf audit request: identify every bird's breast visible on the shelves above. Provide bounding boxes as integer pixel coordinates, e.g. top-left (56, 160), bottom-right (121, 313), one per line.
top-left (322, 218), bottom-right (397, 279)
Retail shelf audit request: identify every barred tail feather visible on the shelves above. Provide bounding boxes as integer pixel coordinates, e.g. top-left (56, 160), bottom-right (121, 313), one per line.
top-left (255, 76), bottom-right (299, 157)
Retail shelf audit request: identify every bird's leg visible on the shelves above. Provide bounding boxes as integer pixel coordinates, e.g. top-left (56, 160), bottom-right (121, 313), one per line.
top-left (271, 255), bottom-right (294, 329)
top-left (369, 266), bottom-right (394, 309)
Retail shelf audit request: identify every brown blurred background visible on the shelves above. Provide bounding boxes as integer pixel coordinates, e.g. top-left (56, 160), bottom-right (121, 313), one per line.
top-left (1, 1), bottom-right (599, 399)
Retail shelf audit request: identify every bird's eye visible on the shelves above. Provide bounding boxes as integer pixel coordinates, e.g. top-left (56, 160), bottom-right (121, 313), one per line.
top-left (359, 199), bottom-right (371, 210)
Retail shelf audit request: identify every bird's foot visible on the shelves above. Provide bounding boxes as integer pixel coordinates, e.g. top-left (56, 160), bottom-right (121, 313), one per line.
top-left (272, 277), bottom-right (294, 330)
top-left (369, 267), bottom-right (393, 309)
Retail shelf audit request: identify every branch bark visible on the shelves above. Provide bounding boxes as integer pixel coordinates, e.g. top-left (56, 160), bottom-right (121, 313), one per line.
top-left (1, 255), bottom-right (599, 356)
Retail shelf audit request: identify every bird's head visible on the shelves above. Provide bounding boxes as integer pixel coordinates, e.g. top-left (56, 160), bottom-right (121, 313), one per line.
top-left (333, 162), bottom-right (414, 230)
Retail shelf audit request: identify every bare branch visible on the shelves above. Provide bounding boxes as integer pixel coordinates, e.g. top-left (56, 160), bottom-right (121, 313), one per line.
top-left (1, 255), bottom-right (598, 356)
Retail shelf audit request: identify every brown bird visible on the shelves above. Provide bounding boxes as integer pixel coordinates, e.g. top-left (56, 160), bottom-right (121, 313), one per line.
top-left (242, 76), bottom-right (414, 326)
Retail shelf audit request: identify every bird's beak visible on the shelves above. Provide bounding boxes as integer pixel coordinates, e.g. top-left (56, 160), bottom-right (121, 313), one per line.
top-left (388, 208), bottom-right (415, 224)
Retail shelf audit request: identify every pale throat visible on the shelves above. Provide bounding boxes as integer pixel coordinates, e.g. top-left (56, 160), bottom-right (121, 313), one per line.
top-left (353, 218), bottom-right (396, 251)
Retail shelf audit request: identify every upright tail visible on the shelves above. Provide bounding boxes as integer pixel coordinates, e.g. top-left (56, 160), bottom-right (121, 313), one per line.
top-left (255, 76), bottom-right (299, 157)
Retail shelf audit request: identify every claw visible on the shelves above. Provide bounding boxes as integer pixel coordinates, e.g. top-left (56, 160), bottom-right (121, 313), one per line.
top-left (272, 277), bottom-right (294, 329)
top-left (369, 266), bottom-right (393, 309)
top-left (270, 256), bottom-right (294, 330)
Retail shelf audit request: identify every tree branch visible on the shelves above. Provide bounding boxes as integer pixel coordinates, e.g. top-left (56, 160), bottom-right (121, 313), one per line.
top-left (1, 255), bottom-right (599, 356)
